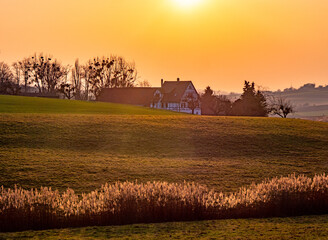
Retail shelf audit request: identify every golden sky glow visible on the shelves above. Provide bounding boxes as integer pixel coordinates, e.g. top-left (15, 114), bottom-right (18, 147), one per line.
top-left (0, 0), bottom-right (328, 92)
top-left (173, 0), bottom-right (202, 8)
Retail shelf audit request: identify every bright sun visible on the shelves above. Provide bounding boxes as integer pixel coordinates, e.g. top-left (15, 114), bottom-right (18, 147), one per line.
top-left (174, 0), bottom-right (202, 8)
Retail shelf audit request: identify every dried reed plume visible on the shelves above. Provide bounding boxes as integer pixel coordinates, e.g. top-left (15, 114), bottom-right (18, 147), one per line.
top-left (1, 174), bottom-right (328, 232)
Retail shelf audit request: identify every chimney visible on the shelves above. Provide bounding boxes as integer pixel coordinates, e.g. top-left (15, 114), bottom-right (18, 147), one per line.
top-left (177, 78), bottom-right (180, 82)
top-left (161, 79), bottom-right (164, 87)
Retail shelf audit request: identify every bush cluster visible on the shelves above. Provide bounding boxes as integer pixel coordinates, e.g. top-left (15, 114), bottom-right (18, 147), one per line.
top-left (1, 174), bottom-right (328, 232)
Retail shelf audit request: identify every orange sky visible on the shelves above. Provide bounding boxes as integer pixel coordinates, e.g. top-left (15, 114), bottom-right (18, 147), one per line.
top-left (1, 0), bottom-right (328, 92)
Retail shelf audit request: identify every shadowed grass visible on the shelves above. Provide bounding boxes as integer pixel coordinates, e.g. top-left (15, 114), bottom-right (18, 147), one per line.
top-left (1, 113), bottom-right (327, 193)
top-left (1, 215), bottom-right (328, 239)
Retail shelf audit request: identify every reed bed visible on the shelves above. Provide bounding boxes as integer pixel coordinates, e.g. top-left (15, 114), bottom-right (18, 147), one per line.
top-left (1, 174), bottom-right (328, 232)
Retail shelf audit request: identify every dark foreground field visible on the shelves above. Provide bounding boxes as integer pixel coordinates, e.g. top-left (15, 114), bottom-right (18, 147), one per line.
top-left (1, 95), bottom-right (328, 238)
top-left (1, 215), bottom-right (328, 239)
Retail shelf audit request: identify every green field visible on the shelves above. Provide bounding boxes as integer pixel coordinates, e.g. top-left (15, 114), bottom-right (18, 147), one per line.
top-left (1, 95), bottom-right (328, 238)
top-left (0, 95), bottom-right (177, 115)
top-left (1, 215), bottom-right (328, 239)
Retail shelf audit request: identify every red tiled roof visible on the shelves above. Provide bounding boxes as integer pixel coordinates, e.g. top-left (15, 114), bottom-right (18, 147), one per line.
top-left (97, 80), bottom-right (198, 106)
top-left (161, 81), bottom-right (193, 103)
top-left (97, 87), bottom-right (159, 106)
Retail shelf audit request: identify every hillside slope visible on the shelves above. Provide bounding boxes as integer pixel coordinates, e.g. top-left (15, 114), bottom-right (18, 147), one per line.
top-left (1, 95), bottom-right (327, 193)
top-left (0, 95), bottom-right (178, 115)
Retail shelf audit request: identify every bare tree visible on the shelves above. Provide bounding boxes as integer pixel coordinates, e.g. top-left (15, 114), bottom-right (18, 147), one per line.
top-left (20, 53), bottom-right (69, 94)
top-left (82, 64), bottom-right (91, 100)
top-left (185, 92), bottom-right (200, 115)
top-left (86, 57), bottom-right (114, 98)
top-left (71, 59), bottom-right (82, 99)
top-left (269, 96), bottom-right (295, 118)
top-left (59, 82), bottom-right (75, 99)
top-left (137, 80), bottom-right (151, 87)
top-left (111, 56), bottom-right (137, 88)
top-left (86, 55), bottom-right (137, 99)
top-left (12, 62), bottom-right (21, 86)
top-left (15, 58), bottom-right (33, 93)
top-left (0, 62), bottom-right (19, 94)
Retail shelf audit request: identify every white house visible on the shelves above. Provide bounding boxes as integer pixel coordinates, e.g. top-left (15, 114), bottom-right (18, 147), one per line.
top-left (150, 79), bottom-right (201, 115)
top-left (97, 78), bottom-right (201, 115)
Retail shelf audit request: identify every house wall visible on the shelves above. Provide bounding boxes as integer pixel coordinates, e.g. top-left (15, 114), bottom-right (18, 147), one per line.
top-left (151, 102), bottom-right (201, 115)
top-left (150, 82), bottom-right (202, 115)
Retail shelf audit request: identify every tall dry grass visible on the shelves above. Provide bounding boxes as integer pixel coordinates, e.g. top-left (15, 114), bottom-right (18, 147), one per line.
top-left (1, 174), bottom-right (328, 232)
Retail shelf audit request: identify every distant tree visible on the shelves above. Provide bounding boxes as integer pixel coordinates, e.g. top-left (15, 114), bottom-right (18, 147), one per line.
top-left (58, 82), bottom-right (75, 100)
top-left (204, 86), bottom-right (214, 96)
top-left (201, 86), bottom-right (217, 115)
top-left (216, 95), bottom-right (232, 116)
top-left (19, 53), bottom-right (69, 94)
top-left (185, 92), bottom-right (199, 114)
top-left (87, 56), bottom-right (137, 99)
top-left (16, 58), bottom-right (33, 93)
top-left (112, 56), bottom-right (137, 88)
top-left (232, 81), bottom-right (269, 116)
top-left (201, 86), bottom-right (233, 116)
top-left (0, 62), bottom-right (13, 84)
top-left (82, 64), bottom-right (91, 100)
top-left (12, 62), bottom-right (21, 86)
top-left (0, 62), bottom-right (20, 95)
top-left (138, 80), bottom-right (151, 87)
top-left (283, 87), bottom-right (296, 92)
top-left (299, 83), bottom-right (315, 91)
top-left (269, 96), bottom-right (294, 118)
top-left (87, 57), bottom-right (114, 98)
top-left (71, 59), bottom-right (83, 100)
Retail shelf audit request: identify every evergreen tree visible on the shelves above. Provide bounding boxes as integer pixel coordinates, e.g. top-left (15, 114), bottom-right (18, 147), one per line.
top-left (201, 86), bottom-right (216, 115)
top-left (232, 81), bottom-right (268, 116)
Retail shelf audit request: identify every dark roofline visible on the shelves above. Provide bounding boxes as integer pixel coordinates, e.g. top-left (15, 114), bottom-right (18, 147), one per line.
top-left (101, 87), bottom-right (160, 90)
top-left (163, 80), bottom-right (192, 83)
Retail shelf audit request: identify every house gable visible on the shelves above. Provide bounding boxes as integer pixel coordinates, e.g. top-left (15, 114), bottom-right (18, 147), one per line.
top-left (181, 82), bottom-right (199, 101)
top-left (161, 81), bottom-right (194, 103)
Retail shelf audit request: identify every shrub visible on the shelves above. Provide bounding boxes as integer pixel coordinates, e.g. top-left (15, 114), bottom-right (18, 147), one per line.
top-left (1, 174), bottom-right (328, 232)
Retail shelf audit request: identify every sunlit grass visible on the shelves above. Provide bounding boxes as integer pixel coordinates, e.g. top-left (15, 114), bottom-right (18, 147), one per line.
top-left (1, 113), bottom-right (327, 193)
top-left (0, 95), bottom-right (178, 115)
top-left (1, 174), bottom-right (328, 232)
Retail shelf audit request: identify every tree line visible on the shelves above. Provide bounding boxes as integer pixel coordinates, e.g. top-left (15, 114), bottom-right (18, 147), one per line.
top-left (201, 81), bottom-right (294, 118)
top-left (0, 53), bottom-right (138, 100)
top-left (0, 53), bottom-right (293, 118)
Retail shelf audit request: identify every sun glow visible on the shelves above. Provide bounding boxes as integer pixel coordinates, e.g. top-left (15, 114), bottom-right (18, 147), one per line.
top-left (174, 0), bottom-right (202, 8)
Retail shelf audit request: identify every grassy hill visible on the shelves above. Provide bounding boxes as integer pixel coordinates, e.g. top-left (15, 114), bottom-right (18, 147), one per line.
top-left (0, 95), bottom-right (178, 115)
top-left (1, 95), bottom-right (328, 238)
